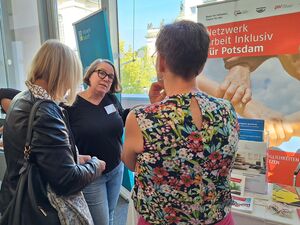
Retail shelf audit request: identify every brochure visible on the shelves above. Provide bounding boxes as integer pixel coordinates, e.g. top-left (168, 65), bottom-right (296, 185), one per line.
top-left (267, 149), bottom-right (300, 186)
top-left (230, 174), bottom-right (246, 196)
top-left (231, 194), bottom-right (254, 212)
top-left (272, 184), bottom-right (300, 207)
top-left (233, 140), bottom-right (268, 194)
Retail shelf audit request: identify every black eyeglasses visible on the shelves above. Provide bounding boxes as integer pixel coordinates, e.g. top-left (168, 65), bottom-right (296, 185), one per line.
top-left (94, 69), bottom-right (114, 81)
top-left (151, 51), bottom-right (157, 66)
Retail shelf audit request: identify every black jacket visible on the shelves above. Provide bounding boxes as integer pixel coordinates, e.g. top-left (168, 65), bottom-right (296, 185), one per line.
top-left (0, 90), bottom-right (101, 213)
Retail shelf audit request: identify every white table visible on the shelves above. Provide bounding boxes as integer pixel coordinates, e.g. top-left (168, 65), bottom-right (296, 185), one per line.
top-left (232, 203), bottom-right (299, 225)
top-left (125, 194), bottom-right (300, 225)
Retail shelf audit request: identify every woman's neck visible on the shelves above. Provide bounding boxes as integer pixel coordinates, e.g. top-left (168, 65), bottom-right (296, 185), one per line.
top-left (80, 88), bottom-right (105, 105)
top-left (163, 73), bottom-right (199, 96)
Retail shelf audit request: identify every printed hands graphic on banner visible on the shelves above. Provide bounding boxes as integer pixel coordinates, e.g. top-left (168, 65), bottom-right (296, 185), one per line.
top-left (221, 49), bottom-right (300, 147)
top-left (197, 50), bottom-right (300, 147)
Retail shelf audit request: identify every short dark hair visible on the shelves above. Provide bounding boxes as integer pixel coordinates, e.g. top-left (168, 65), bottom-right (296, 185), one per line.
top-left (83, 59), bottom-right (121, 93)
top-left (155, 20), bottom-right (210, 80)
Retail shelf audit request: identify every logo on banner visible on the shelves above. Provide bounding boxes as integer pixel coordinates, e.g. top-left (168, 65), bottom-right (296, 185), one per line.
top-left (256, 7), bottom-right (266, 13)
top-left (78, 31), bottom-right (83, 41)
top-left (78, 28), bottom-right (91, 42)
top-left (274, 4), bottom-right (293, 10)
top-left (234, 9), bottom-right (248, 16)
top-left (206, 12), bottom-right (228, 21)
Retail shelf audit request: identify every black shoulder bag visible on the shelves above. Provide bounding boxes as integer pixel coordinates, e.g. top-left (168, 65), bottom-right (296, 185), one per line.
top-left (0, 99), bottom-right (59, 225)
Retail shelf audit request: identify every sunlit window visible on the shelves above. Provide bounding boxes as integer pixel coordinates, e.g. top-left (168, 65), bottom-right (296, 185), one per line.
top-left (57, 0), bottom-right (101, 52)
top-left (118, 0), bottom-right (183, 95)
top-left (0, 0), bottom-right (41, 90)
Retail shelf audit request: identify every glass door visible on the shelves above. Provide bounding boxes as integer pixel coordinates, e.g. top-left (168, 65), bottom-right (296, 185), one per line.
top-left (0, 1), bottom-right (8, 88)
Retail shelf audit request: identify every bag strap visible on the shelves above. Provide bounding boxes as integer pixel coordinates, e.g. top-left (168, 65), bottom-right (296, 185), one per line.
top-left (24, 99), bottom-right (54, 160)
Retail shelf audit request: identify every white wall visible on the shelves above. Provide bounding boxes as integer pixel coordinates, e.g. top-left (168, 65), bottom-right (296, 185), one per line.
top-left (58, 1), bottom-right (98, 50)
top-left (9, 0), bottom-right (41, 90)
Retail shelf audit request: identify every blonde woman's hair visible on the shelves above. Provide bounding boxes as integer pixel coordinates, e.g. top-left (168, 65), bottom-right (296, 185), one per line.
top-left (83, 59), bottom-right (121, 93)
top-left (27, 39), bottom-right (82, 105)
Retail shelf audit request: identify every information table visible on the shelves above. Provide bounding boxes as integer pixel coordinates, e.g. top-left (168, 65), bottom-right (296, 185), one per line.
top-left (232, 200), bottom-right (299, 225)
top-left (125, 191), bottom-right (300, 225)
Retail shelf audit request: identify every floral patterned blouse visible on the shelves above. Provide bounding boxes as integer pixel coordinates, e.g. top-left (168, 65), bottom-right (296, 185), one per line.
top-left (132, 92), bottom-right (239, 225)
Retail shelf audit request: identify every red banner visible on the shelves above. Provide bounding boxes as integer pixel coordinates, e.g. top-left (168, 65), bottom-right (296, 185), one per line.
top-left (207, 12), bottom-right (300, 58)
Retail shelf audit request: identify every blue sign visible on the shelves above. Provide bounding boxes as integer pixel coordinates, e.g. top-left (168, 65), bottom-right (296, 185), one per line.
top-left (238, 118), bottom-right (265, 142)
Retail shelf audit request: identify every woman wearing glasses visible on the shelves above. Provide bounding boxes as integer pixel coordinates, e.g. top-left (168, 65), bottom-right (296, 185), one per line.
top-left (64, 59), bottom-right (126, 225)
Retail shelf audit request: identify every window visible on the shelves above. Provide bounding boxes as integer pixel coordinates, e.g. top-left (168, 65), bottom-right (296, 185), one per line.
top-left (191, 6), bottom-right (196, 15)
top-left (57, 0), bottom-right (101, 51)
top-left (0, 0), bottom-right (41, 90)
top-left (118, 0), bottom-right (183, 95)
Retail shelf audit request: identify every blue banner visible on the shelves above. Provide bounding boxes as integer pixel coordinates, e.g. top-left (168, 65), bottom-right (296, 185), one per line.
top-left (73, 10), bottom-right (113, 71)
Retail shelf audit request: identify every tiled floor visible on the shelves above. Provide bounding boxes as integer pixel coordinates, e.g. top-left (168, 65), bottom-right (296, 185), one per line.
top-left (114, 196), bottom-right (129, 225)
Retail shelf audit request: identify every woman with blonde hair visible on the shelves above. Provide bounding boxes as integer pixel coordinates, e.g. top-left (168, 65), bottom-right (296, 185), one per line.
top-left (0, 39), bottom-right (105, 225)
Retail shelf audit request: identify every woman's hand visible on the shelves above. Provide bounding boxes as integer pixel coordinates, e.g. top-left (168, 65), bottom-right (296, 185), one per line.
top-left (79, 155), bottom-right (106, 174)
top-left (148, 81), bottom-right (166, 104)
top-left (217, 64), bottom-right (252, 106)
top-left (91, 157), bottom-right (106, 174)
top-left (98, 160), bottom-right (106, 173)
top-left (78, 154), bottom-right (91, 164)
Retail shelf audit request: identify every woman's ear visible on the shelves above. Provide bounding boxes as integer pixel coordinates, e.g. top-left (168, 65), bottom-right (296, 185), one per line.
top-left (157, 53), bottom-right (166, 74)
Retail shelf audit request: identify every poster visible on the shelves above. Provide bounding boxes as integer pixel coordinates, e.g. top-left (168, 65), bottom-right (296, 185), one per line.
top-left (198, 0), bottom-right (300, 152)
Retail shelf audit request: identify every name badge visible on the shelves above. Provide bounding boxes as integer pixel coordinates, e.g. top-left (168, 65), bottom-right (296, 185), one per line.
top-left (104, 104), bottom-right (116, 114)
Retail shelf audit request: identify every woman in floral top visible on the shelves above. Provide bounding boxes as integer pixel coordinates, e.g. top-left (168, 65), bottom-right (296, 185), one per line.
top-left (122, 20), bottom-right (239, 225)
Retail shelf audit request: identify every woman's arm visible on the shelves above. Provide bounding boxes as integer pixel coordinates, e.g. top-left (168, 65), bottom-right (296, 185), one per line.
top-left (32, 102), bottom-right (104, 196)
top-left (121, 111), bottom-right (144, 171)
